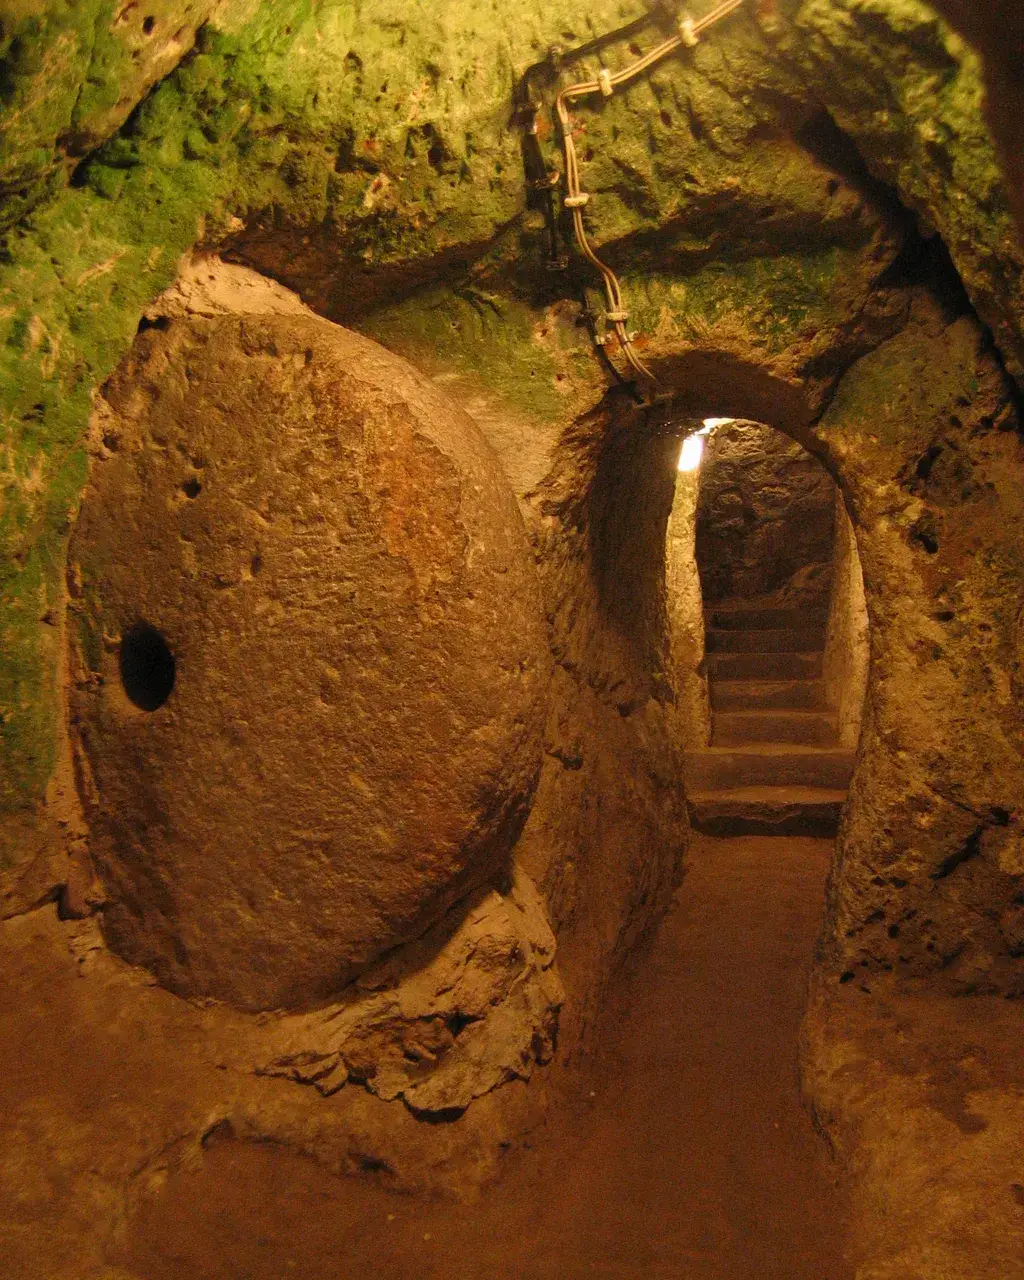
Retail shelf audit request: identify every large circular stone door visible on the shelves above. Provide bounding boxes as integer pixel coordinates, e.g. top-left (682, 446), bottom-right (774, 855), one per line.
top-left (69, 310), bottom-right (547, 1011)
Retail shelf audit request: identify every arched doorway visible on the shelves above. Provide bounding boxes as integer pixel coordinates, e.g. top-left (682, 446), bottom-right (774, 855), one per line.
top-left (669, 417), bottom-right (869, 836)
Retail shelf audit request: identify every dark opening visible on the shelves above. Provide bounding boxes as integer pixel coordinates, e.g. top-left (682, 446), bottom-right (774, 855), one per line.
top-left (136, 313), bottom-right (170, 334)
top-left (120, 622), bottom-right (176, 711)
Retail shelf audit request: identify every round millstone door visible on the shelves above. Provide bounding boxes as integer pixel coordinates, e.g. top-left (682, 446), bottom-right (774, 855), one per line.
top-left (69, 310), bottom-right (548, 1011)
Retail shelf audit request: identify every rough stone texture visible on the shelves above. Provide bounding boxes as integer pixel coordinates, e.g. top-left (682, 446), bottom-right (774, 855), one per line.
top-left (487, 275), bottom-right (1024, 1010)
top-left (2, 2), bottom-right (1024, 1273)
top-left (119, 833), bottom-right (847, 1280)
top-left (0, 0), bottom-right (224, 233)
top-left (803, 977), bottom-right (1024, 1280)
top-left (1, 0), bottom-right (1021, 827)
top-left (815, 300), bottom-right (1024, 997)
top-left (68, 279), bottom-right (548, 1010)
top-left (822, 493), bottom-right (870, 749)
top-left (666, 455), bottom-right (711, 750)
top-left (137, 270), bottom-right (690, 1048)
top-left (695, 420), bottom-right (837, 605)
top-left (925, 0), bottom-right (1024, 235)
top-left (496, 392), bottom-right (690, 1049)
top-left (0, 0), bottom-right (950, 821)
top-left (0, 864), bottom-right (562, 1278)
top-left (0, 252), bottom-right (692, 1274)
top-left (257, 864), bottom-right (563, 1116)
top-left (766, 0), bottom-right (1024, 383)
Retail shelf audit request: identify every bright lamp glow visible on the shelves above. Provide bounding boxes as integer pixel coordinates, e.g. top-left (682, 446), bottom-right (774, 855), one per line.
top-left (678, 434), bottom-right (705, 472)
top-left (677, 416), bottom-right (737, 471)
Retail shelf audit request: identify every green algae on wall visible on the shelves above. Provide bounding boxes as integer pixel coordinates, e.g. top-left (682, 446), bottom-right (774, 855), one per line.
top-left (768, 0), bottom-right (1024, 381)
top-left (1, 0), bottom-right (1023, 829)
top-left (818, 312), bottom-right (982, 453)
top-left (0, 0), bottom-right (222, 233)
top-left (0, 0), bottom-right (676, 818)
top-left (360, 277), bottom-right (570, 424)
top-left (622, 243), bottom-right (848, 352)
top-left (0, 14), bottom-right (297, 814)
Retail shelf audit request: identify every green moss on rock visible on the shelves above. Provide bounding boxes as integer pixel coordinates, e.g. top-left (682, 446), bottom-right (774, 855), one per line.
top-left (820, 314), bottom-right (982, 453)
top-left (768, 0), bottom-right (1024, 379)
top-left (0, 0), bottom-right (222, 232)
top-left (0, 0), bottom-right (1022, 830)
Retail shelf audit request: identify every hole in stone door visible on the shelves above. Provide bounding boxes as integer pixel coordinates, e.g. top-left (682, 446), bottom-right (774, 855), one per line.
top-left (120, 622), bottom-right (176, 711)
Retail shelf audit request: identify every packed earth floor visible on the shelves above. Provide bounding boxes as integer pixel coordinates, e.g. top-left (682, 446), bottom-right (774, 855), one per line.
top-left (121, 834), bottom-right (851, 1280)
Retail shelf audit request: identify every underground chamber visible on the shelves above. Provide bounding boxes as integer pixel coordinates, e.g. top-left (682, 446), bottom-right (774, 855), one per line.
top-left (2, 2), bottom-right (1024, 1277)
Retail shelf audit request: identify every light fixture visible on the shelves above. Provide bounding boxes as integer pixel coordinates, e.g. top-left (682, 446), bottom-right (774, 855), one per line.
top-left (677, 417), bottom-right (734, 472)
top-left (678, 434), bottom-right (705, 472)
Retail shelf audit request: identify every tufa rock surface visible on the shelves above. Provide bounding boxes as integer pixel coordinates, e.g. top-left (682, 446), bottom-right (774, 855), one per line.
top-left (666, 459), bottom-right (712, 751)
top-left (803, 976), bottom-right (1024, 1280)
top-left (256, 863), bottom-right (563, 1116)
top-left (815, 303), bottom-right (1024, 996)
top-left (0, 864), bottom-right (564, 1278)
top-left (68, 308), bottom-right (548, 1011)
top-left (821, 494), bottom-right (870, 750)
top-left (696, 420), bottom-right (837, 605)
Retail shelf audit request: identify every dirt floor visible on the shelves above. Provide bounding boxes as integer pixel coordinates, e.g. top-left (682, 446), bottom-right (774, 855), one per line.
top-left (123, 834), bottom-right (852, 1280)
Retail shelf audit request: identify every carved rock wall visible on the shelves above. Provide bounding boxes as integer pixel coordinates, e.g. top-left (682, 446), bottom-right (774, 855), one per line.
top-left (2, 4), bottom-right (1024, 1269)
top-left (4, 0), bottom-right (1023, 832)
top-left (514, 394), bottom-right (690, 1047)
top-left (822, 494), bottom-right (870, 750)
top-left (666, 460), bottom-right (712, 750)
top-left (695, 420), bottom-right (837, 606)
top-left (814, 303), bottom-right (1024, 996)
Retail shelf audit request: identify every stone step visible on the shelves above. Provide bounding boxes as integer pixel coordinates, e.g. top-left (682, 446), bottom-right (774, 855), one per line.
top-left (708, 605), bottom-right (829, 631)
top-left (684, 745), bottom-right (855, 791)
top-left (712, 710), bottom-right (838, 746)
top-left (688, 786), bottom-right (847, 837)
top-left (711, 679), bottom-right (828, 711)
top-left (706, 651), bottom-right (823, 680)
top-left (705, 627), bottom-right (825, 654)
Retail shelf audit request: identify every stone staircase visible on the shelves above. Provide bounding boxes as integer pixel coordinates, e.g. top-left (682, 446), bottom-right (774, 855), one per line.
top-left (685, 603), bottom-right (854, 836)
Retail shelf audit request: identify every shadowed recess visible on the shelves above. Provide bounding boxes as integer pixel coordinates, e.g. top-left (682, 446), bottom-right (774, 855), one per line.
top-left (119, 622), bottom-right (176, 712)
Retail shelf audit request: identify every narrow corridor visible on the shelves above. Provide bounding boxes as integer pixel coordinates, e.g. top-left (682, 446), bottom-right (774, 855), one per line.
top-left (128, 834), bottom-right (852, 1280)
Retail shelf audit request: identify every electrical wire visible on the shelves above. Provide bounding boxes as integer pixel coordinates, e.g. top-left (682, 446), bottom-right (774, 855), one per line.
top-left (530, 0), bottom-right (749, 380)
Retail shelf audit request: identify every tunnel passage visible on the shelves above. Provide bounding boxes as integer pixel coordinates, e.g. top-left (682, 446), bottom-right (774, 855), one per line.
top-left (664, 417), bottom-right (868, 837)
top-left (651, 317), bottom-right (1024, 1002)
top-left (68, 305), bottom-right (549, 1012)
